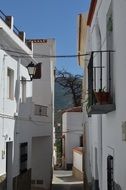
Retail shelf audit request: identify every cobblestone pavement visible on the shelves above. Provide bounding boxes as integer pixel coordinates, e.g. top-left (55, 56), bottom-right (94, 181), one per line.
top-left (52, 170), bottom-right (84, 190)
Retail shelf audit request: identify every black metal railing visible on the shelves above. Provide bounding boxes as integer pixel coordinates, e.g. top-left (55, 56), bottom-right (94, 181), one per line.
top-left (0, 10), bottom-right (6, 22)
top-left (88, 50), bottom-right (114, 106)
top-left (0, 10), bottom-right (32, 50)
top-left (0, 9), bottom-right (21, 36)
top-left (13, 25), bottom-right (20, 36)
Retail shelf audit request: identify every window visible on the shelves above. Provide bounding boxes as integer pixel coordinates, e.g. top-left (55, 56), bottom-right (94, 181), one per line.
top-left (106, 2), bottom-right (113, 94)
top-left (33, 62), bottom-right (42, 79)
top-left (80, 135), bottom-right (83, 147)
top-left (20, 142), bottom-right (28, 173)
top-left (107, 14), bottom-right (113, 32)
top-left (107, 155), bottom-right (114, 190)
top-left (106, 2), bottom-right (113, 49)
top-left (21, 77), bottom-right (26, 102)
top-left (34, 105), bottom-right (48, 116)
top-left (7, 68), bottom-right (14, 99)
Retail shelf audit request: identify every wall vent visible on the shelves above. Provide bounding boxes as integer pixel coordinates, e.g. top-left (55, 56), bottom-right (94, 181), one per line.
top-left (37, 180), bottom-right (43, 184)
top-left (31, 179), bottom-right (43, 185)
top-left (122, 121), bottom-right (126, 141)
top-left (31, 180), bottom-right (35, 184)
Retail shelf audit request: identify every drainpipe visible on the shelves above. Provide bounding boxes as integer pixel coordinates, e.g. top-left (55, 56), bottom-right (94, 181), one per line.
top-left (1, 54), bottom-right (8, 161)
top-left (15, 58), bottom-right (21, 114)
top-left (2, 54), bottom-right (7, 137)
top-left (82, 110), bottom-right (88, 190)
top-left (98, 115), bottom-right (102, 190)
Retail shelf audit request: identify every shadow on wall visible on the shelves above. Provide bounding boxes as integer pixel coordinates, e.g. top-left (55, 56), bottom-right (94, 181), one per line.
top-left (114, 182), bottom-right (122, 190)
top-left (0, 174), bottom-right (6, 190)
top-left (57, 175), bottom-right (82, 183)
top-left (13, 96), bottom-right (33, 190)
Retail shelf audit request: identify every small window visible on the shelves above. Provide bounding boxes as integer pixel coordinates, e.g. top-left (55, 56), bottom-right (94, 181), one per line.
top-left (34, 105), bottom-right (48, 116)
top-left (106, 2), bottom-right (113, 94)
top-left (20, 142), bottom-right (28, 173)
top-left (107, 14), bottom-right (113, 32)
top-left (21, 77), bottom-right (26, 102)
top-left (33, 63), bottom-right (42, 79)
top-left (7, 68), bottom-right (14, 99)
top-left (106, 2), bottom-right (113, 49)
top-left (80, 135), bottom-right (83, 147)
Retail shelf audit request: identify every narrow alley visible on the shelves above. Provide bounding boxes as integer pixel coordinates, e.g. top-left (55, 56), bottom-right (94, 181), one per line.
top-left (1, 0), bottom-right (126, 189)
top-left (52, 170), bottom-right (83, 190)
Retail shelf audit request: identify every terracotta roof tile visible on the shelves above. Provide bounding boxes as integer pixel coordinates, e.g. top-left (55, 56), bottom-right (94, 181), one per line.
top-left (73, 147), bottom-right (83, 154)
top-left (63, 106), bottom-right (82, 113)
top-left (26, 39), bottom-right (48, 43)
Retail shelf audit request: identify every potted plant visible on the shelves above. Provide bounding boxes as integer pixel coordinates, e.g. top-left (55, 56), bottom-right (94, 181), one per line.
top-left (94, 88), bottom-right (111, 104)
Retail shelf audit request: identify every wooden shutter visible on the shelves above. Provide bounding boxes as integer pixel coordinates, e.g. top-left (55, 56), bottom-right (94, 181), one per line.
top-left (33, 63), bottom-right (42, 79)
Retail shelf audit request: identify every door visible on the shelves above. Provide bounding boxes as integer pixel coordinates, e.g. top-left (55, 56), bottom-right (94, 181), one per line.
top-left (6, 142), bottom-right (13, 190)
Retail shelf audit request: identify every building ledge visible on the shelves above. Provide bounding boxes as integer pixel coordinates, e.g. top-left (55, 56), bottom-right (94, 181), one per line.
top-left (88, 103), bottom-right (116, 114)
top-left (73, 147), bottom-right (83, 155)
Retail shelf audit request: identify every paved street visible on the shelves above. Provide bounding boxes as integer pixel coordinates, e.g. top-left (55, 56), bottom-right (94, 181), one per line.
top-left (52, 170), bottom-right (84, 190)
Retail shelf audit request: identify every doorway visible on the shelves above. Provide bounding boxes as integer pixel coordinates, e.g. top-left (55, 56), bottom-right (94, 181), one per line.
top-left (6, 142), bottom-right (13, 190)
top-left (94, 147), bottom-right (99, 190)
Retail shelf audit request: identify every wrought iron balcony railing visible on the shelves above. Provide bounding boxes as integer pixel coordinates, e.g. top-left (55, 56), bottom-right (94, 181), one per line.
top-left (87, 50), bottom-right (116, 114)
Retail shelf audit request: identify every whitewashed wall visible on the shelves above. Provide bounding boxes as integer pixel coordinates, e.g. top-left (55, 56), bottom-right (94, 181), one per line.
top-left (62, 112), bottom-right (83, 166)
top-left (0, 48), bottom-right (31, 177)
top-left (85, 0), bottom-right (126, 189)
top-left (0, 13), bottom-right (55, 190)
top-left (31, 136), bottom-right (52, 189)
top-left (32, 40), bottom-right (55, 124)
top-left (73, 150), bottom-right (83, 172)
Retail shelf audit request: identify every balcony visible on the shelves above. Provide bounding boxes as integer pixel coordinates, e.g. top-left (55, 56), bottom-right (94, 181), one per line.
top-left (87, 50), bottom-right (116, 115)
top-left (0, 10), bottom-right (32, 50)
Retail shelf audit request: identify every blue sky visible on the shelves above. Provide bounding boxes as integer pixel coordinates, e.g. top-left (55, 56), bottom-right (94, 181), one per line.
top-left (1, 0), bottom-right (90, 75)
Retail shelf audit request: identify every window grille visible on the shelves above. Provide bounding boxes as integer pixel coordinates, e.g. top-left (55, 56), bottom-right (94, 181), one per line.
top-left (34, 105), bottom-right (48, 116)
top-left (107, 155), bottom-right (114, 190)
top-left (20, 142), bottom-right (28, 173)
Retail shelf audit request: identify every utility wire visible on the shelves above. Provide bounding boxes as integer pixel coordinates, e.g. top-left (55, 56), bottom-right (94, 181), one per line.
top-left (54, 129), bottom-right (83, 134)
top-left (0, 45), bottom-right (90, 58)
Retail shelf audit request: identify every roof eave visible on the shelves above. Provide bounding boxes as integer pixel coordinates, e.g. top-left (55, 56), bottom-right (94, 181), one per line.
top-left (87, 0), bottom-right (97, 26)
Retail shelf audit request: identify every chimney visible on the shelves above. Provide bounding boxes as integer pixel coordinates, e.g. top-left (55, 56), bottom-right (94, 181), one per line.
top-left (25, 40), bottom-right (33, 51)
top-left (5, 16), bottom-right (14, 30)
top-left (18, 31), bottom-right (26, 42)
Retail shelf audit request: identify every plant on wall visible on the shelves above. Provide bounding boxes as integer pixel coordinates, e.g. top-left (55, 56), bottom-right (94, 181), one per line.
top-left (94, 88), bottom-right (111, 104)
top-left (107, 14), bottom-right (113, 32)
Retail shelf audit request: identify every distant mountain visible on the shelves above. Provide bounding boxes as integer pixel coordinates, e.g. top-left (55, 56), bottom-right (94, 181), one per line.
top-left (55, 81), bottom-right (73, 111)
top-left (54, 81), bottom-right (73, 135)
top-left (54, 76), bottom-right (82, 163)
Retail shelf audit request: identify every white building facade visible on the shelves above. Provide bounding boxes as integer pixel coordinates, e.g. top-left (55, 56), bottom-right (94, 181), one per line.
top-left (72, 147), bottom-right (83, 180)
top-left (0, 11), bottom-right (55, 190)
top-left (62, 107), bottom-right (83, 170)
top-left (78, 0), bottom-right (126, 190)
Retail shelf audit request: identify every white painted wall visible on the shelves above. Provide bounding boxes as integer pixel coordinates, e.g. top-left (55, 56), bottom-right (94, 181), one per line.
top-left (0, 48), bottom-right (31, 178)
top-left (84, 0), bottom-right (126, 189)
top-left (73, 150), bottom-right (83, 172)
top-left (62, 112), bottom-right (83, 167)
top-left (31, 136), bottom-right (52, 189)
top-left (0, 14), bottom-right (55, 190)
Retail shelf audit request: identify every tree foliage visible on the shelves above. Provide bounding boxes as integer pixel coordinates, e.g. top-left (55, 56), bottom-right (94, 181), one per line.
top-left (56, 70), bottom-right (82, 107)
